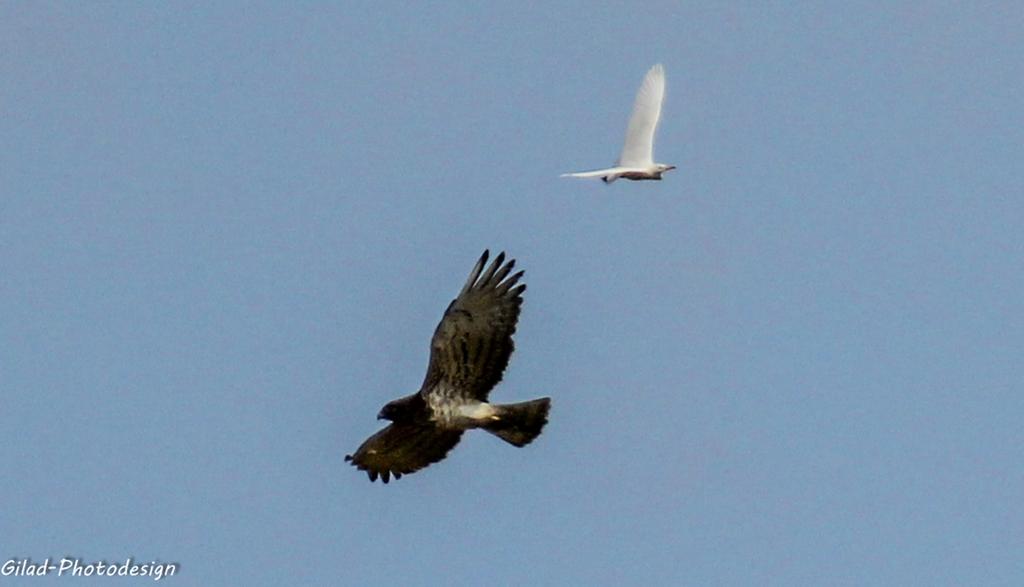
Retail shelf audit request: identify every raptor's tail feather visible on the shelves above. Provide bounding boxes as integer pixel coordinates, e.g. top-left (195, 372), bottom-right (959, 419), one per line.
top-left (483, 398), bottom-right (551, 447)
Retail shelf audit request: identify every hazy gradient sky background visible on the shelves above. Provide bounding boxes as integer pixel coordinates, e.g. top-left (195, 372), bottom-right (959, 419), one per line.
top-left (3, 3), bottom-right (1023, 585)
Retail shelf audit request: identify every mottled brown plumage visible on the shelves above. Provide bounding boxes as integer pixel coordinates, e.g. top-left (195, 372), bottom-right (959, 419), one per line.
top-left (346, 250), bottom-right (550, 483)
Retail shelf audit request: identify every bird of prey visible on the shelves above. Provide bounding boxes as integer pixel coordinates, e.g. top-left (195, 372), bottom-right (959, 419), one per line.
top-left (346, 250), bottom-right (551, 483)
top-left (562, 63), bottom-right (675, 183)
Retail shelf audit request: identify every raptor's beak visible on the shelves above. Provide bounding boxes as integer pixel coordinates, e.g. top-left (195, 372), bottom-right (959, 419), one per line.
top-left (376, 411), bottom-right (386, 420)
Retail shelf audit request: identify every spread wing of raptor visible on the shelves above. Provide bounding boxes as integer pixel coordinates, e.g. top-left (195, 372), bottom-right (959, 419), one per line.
top-left (419, 249), bottom-right (524, 400)
top-left (344, 424), bottom-right (464, 483)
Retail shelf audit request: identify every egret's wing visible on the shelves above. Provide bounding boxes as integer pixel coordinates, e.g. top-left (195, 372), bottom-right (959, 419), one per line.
top-left (618, 64), bottom-right (665, 167)
top-left (560, 167), bottom-right (623, 178)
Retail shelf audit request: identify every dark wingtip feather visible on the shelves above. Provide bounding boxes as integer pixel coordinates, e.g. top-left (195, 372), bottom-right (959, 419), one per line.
top-left (477, 251), bottom-right (507, 287)
top-left (491, 258), bottom-right (516, 284)
top-left (493, 269), bottom-right (525, 295)
top-left (459, 250), bottom-right (492, 297)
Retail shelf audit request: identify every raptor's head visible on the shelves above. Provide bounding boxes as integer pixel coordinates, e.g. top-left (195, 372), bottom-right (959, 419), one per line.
top-left (377, 394), bottom-right (423, 422)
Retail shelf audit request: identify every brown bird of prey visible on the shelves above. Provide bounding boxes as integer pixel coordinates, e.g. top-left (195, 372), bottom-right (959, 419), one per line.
top-left (346, 250), bottom-right (551, 483)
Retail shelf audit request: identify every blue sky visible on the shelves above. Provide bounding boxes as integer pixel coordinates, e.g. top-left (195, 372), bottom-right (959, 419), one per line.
top-left (2, 3), bottom-right (1022, 585)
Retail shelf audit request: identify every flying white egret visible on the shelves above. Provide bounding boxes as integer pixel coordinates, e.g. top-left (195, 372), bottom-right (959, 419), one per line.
top-left (562, 64), bottom-right (675, 183)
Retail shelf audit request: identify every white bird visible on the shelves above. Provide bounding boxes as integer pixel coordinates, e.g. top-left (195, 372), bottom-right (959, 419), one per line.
top-left (562, 64), bottom-right (675, 184)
